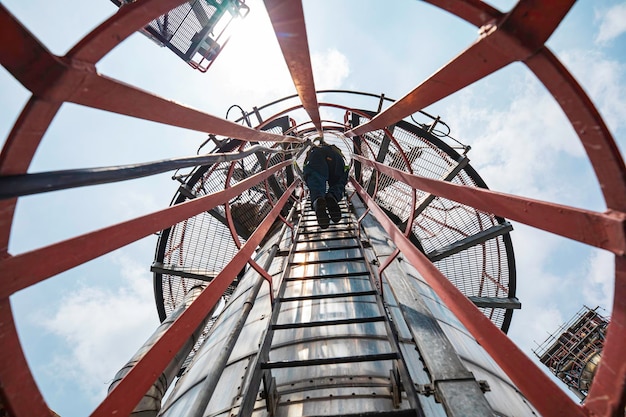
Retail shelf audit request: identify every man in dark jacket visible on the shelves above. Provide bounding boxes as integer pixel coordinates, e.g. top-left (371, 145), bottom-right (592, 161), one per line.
top-left (303, 139), bottom-right (349, 229)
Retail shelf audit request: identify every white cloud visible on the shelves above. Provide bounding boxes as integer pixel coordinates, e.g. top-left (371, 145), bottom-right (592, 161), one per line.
top-left (510, 303), bottom-right (563, 353)
top-left (38, 253), bottom-right (159, 403)
top-left (506, 224), bottom-right (566, 350)
top-left (595, 3), bottom-right (626, 44)
top-left (583, 249), bottom-right (614, 310)
top-left (312, 48), bottom-right (350, 89)
top-left (560, 49), bottom-right (626, 138)
top-left (198, 0), bottom-right (297, 109)
top-left (446, 72), bottom-right (588, 205)
top-left (111, 184), bottom-right (163, 220)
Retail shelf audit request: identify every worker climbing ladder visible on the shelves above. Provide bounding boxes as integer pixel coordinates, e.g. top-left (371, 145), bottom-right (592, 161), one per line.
top-left (239, 195), bottom-right (421, 416)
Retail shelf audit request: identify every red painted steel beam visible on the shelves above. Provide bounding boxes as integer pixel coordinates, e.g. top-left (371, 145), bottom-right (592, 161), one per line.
top-left (0, 161), bottom-right (290, 299)
top-left (584, 255), bottom-right (626, 417)
top-left (0, 98), bottom-right (62, 254)
top-left (59, 72), bottom-right (302, 143)
top-left (346, 36), bottom-right (510, 137)
top-left (264, 0), bottom-right (322, 133)
top-left (0, 5), bottom-right (71, 103)
top-left (352, 178), bottom-right (587, 417)
top-left (354, 156), bottom-right (626, 256)
top-left (0, 6), bottom-right (65, 176)
top-left (0, 97), bottom-right (61, 176)
top-left (346, 0), bottom-right (575, 138)
top-left (90, 180), bottom-right (298, 417)
top-left (0, 298), bottom-right (50, 417)
top-left (526, 50), bottom-right (626, 212)
top-left (0, 200), bottom-right (15, 256)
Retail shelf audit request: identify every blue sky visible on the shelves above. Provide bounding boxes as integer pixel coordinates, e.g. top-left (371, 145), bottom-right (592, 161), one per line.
top-left (1, 1), bottom-right (625, 416)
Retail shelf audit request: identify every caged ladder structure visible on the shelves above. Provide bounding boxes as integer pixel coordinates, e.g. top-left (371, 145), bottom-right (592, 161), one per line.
top-left (144, 113), bottom-right (516, 417)
top-left (1, 1), bottom-right (625, 417)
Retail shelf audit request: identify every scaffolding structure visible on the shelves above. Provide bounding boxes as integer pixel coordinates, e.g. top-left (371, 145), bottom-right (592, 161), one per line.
top-left (0, 1), bottom-right (625, 417)
top-left (534, 306), bottom-right (610, 402)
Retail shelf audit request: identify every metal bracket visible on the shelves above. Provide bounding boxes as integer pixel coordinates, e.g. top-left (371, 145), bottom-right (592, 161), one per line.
top-left (477, 380), bottom-right (491, 393)
top-left (416, 379), bottom-right (491, 402)
top-left (261, 371), bottom-right (279, 416)
top-left (390, 366), bottom-right (403, 408)
top-left (415, 383), bottom-right (439, 401)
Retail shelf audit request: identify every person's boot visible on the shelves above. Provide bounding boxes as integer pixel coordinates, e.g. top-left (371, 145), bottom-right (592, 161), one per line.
top-left (326, 194), bottom-right (342, 223)
top-left (313, 197), bottom-right (330, 229)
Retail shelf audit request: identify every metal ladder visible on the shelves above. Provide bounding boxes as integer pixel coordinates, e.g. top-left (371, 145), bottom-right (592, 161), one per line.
top-left (240, 196), bottom-right (421, 416)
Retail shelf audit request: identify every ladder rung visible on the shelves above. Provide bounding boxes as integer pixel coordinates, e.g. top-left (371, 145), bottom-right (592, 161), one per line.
top-left (261, 352), bottom-right (399, 369)
top-left (289, 257), bottom-right (365, 266)
top-left (296, 235), bottom-right (358, 244)
top-left (285, 271), bottom-right (370, 281)
top-left (272, 316), bottom-right (386, 330)
top-left (279, 290), bottom-right (377, 302)
top-left (302, 211), bottom-right (347, 217)
top-left (298, 227), bottom-right (355, 235)
top-left (302, 214), bottom-right (348, 219)
top-left (292, 244), bottom-right (361, 253)
top-left (304, 203), bottom-right (348, 209)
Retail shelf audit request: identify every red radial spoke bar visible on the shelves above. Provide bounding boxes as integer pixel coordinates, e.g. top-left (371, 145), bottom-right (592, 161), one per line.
top-left (0, 161), bottom-right (291, 298)
top-left (346, 0), bottom-right (575, 138)
top-left (264, 0), bottom-right (322, 132)
top-left (0, 200), bottom-right (16, 255)
top-left (0, 98), bottom-right (62, 176)
top-left (355, 155), bottom-right (626, 255)
top-left (63, 72), bottom-right (301, 143)
top-left (91, 180), bottom-right (298, 417)
top-left (0, 5), bottom-right (69, 96)
top-left (352, 178), bottom-right (587, 417)
top-left (496, 0), bottom-right (575, 52)
top-left (346, 38), bottom-right (512, 137)
top-left (584, 256), bottom-right (626, 416)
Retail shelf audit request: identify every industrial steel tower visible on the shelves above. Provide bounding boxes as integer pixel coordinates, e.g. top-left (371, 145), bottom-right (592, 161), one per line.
top-left (1, 1), bottom-right (625, 417)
